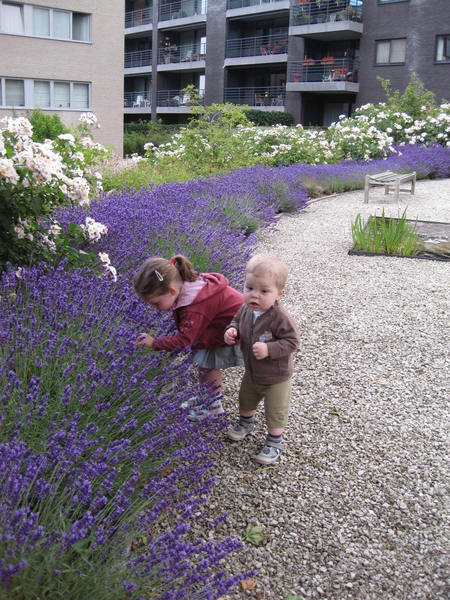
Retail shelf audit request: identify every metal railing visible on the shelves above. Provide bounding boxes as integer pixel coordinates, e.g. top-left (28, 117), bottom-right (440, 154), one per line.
top-left (290, 0), bottom-right (362, 26)
top-left (124, 49), bottom-right (153, 69)
top-left (288, 58), bottom-right (359, 83)
top-left (225, 86), bottom-right (286, 107)
top-left (158, 42), bottom-right (206, 65)
top-left (228, 0), bottom-right (286, 8)
top-left (125, 6), bottom-right (153, 28)
top-left (124, 91), bottom-right (152, 108)
top-left (159, 0), bottom-right (208, 22)
top-left (157, 89), bottom-right (205, 107)
top-left (226, 31), bottom-right (288, 58)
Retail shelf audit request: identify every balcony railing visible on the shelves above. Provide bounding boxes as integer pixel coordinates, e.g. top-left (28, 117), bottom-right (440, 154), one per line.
top-left (226, 31), bottom-right (288, 58)
top-left (290, 0), bottom-right (362, 26)
top-left (288, 58), bottom-right (359, 83)
top-left (159, 0), bottom-right (208, 22)
top-left (225, 86), bottom-right (286, 107)
top-left (125, 50), bottom-right (153, 69)
top-left (125, 6), bottom-right (153, 28)
top-left (157, 89), bottom-right (205, 107)
top-left (124, 91), bottom-right (151, 108)
top-left (228, 0), bottom-right (287, 8)
top-left (158, 42), bottom-right (206, 65)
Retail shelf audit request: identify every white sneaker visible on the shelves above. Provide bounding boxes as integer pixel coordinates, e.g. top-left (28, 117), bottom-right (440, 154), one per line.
top-left (225, 419), bottom-right (255, 441)
top-left (187, 399), bottom-right (224, 422)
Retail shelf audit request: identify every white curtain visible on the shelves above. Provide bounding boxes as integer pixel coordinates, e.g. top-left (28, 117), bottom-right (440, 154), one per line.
top-left (34, 81), bottom-right (50, 107)
top-left (54, 82), bottom-right (70, 108)
top-left (376, 41), bottom-right (390, 64)
top-left (72, 13), bottom-right (90, 41)
top-left (33, 7), bottom-right (49, 37)
top-left (1, 3), bottom-right (23, 34)
top-left (5, 79), bottom-right (24, 106)
top-left (53, 11), bottom-right (70, 39)
top-left (72, 83), bottom-right (89, 109)
top-left (390, 39), bottom-right (406, 63)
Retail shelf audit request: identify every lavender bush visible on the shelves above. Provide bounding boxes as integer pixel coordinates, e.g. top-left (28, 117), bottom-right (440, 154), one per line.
top-left (1, 167), bottom-right (307, 598)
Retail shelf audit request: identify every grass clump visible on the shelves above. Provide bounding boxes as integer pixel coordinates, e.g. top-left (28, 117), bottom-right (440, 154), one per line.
top-left (352, 208), bottom-right (420, 256)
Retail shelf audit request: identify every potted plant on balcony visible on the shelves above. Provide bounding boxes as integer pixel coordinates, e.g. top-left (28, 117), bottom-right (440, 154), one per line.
top-left (293, 72), bottom-right (302, 82)
top-left (302, 57), bottom-right (315, 66)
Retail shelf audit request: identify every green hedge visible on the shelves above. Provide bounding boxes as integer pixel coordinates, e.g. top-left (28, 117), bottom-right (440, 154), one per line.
top-left (244, 110), bottom-right (294, 127)
top-left (123, 120), bottom-right (182, 156)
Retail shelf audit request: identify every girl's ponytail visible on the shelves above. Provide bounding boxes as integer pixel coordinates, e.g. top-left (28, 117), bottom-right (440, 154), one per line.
top-left (171, 255), bottom-right (199, 282)
top-left (133, 254), bottom-right (199, 300)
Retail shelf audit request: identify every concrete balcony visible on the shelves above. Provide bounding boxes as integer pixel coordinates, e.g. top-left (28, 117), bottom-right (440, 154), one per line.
top-left (225, 32), bottom-right (288, 67)
top-left (225, 86), bottom-right (286, 109)
top-left (158, 0), bottom-right (207, 29)
top-left (125, 7), bottom-right (153, 37)
top-left (157, 89), bottom-right (205, 113)
top-left (157, 42), bottom-right (206, 71)
top-left (227, 0), bottom-right (290, 19)
top-left (124, 91), bottom-right (151, 113)
top-left (287, 58), bottom-right (359, 93)
top-left (290, 0), bottom-right (363, 41)
top-left (124, 50), bottom-right (152, 75)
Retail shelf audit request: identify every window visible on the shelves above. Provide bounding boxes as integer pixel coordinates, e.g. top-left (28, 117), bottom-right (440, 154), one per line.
top-left (436, 35), bottom-right (450, 63)
top-left (33, 6), bottom-right (49, 36)
top-left (5, 79), bottom-right (24, 106)
top-left (375, 39), bottom-right (406, 65)
top-left (34, 80), bottom-right (50, 107)
top-left (72, 83), bottom-right (89, 109)
top-left (54, 82), bottom-right (70, 108)
top-left (72, 12), bottom-right (90, 41)
top-left (53, 10), bottom-right (70, 39)
top-left (1, 2), bottom-right (23, 34)
top-left (0, 4), bottom-right (90, 41)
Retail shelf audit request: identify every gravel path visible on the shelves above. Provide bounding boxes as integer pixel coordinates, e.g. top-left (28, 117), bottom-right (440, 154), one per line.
top-left (201, 179), bottom-right (450, 600)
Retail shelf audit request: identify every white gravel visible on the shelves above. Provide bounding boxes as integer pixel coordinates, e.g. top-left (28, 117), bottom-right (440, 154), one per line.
top-left (201, 179), bottom-right (450, 600)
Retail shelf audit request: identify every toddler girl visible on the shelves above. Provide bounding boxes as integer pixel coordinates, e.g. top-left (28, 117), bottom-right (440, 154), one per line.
top-left (133, 255), bottom-right (244, 420)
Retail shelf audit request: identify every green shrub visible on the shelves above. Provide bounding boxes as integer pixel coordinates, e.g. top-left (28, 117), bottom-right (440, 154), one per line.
top-left (27, 108), bottom-right (68, 142)
top-left (244, 109), bottom-right (293, 127)
top-left (123, 120), bottom-right (181, 156)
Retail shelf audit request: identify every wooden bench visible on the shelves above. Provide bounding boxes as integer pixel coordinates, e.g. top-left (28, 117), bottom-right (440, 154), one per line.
top-left (364, 171), bottom-right (416, 204)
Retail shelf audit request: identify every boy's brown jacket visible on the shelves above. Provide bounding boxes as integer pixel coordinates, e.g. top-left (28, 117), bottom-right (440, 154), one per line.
top-left (225, 302), bottom-right (300, 385)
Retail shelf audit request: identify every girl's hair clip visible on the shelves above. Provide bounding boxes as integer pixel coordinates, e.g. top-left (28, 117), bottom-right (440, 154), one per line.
top-left (155, 270), bottom-right (163, 281)
top-left (171, 257), bottom-right (177, 265)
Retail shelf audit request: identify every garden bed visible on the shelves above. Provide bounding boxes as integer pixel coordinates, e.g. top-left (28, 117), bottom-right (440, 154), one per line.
top-left (349, 218), bottom-right (450, 262)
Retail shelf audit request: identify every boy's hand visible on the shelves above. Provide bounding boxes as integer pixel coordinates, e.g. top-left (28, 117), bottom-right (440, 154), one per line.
top-left (136, 333), bottom-right (154, 347)
top-left (253, 342), bottom-right (269, 360)
top-left (224, 327), bottom-right (239, 345)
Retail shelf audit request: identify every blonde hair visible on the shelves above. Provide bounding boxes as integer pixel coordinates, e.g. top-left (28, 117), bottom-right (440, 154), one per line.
top-left (133, 255), bottom-right (199, 299)
top-left (245, 254), bottom-right (288, 291)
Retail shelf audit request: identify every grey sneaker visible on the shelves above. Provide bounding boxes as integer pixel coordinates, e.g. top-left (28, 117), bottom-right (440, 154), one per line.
top-left (254, 442), bottom-right (282, 465)
top-left (225, 419), bottom-right (255, 441)
top-left (187, 398), bottom-right (224, 422)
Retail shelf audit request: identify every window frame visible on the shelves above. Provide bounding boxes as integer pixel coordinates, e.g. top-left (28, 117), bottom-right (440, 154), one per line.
top-left (378, 0), bottom-right (410, 4)
top-left (375, 38), bottom-right (407, 66)
top-left (0, 2), bottom-right (91, 42)
top-left (435, 35), bottom-right (450, 64)
top-left (0, 77), bottom-right (91, 110)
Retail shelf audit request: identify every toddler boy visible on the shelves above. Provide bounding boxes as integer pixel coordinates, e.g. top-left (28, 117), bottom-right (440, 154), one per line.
top-left (224, 254), bottom-right (300, 464)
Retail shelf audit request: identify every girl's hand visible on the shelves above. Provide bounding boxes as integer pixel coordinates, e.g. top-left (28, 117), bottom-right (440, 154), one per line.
top-left (224, 327), bottom-right (239, 345)
top-left (136, 333), bottom-right (154, 347)
top-left (253, 342), bottom-right (268, 360)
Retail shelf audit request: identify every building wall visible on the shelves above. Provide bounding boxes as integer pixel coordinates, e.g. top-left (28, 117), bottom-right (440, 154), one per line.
top-left (0, 0), bottom-right (124, 154)
top-left (357, 0), bottom-right (450, 108)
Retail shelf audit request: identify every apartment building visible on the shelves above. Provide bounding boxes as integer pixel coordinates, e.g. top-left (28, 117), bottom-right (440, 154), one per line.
top-left (0, 0), bottom-right (124, 153)
top-left (124, 0), bottom-right (450, 129)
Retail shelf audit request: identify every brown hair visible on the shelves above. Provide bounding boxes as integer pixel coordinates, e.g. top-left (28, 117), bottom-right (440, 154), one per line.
top-left (133, 255), bottom-right (199, 299)
top-left (245, 254), bottom-right (288, 291)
